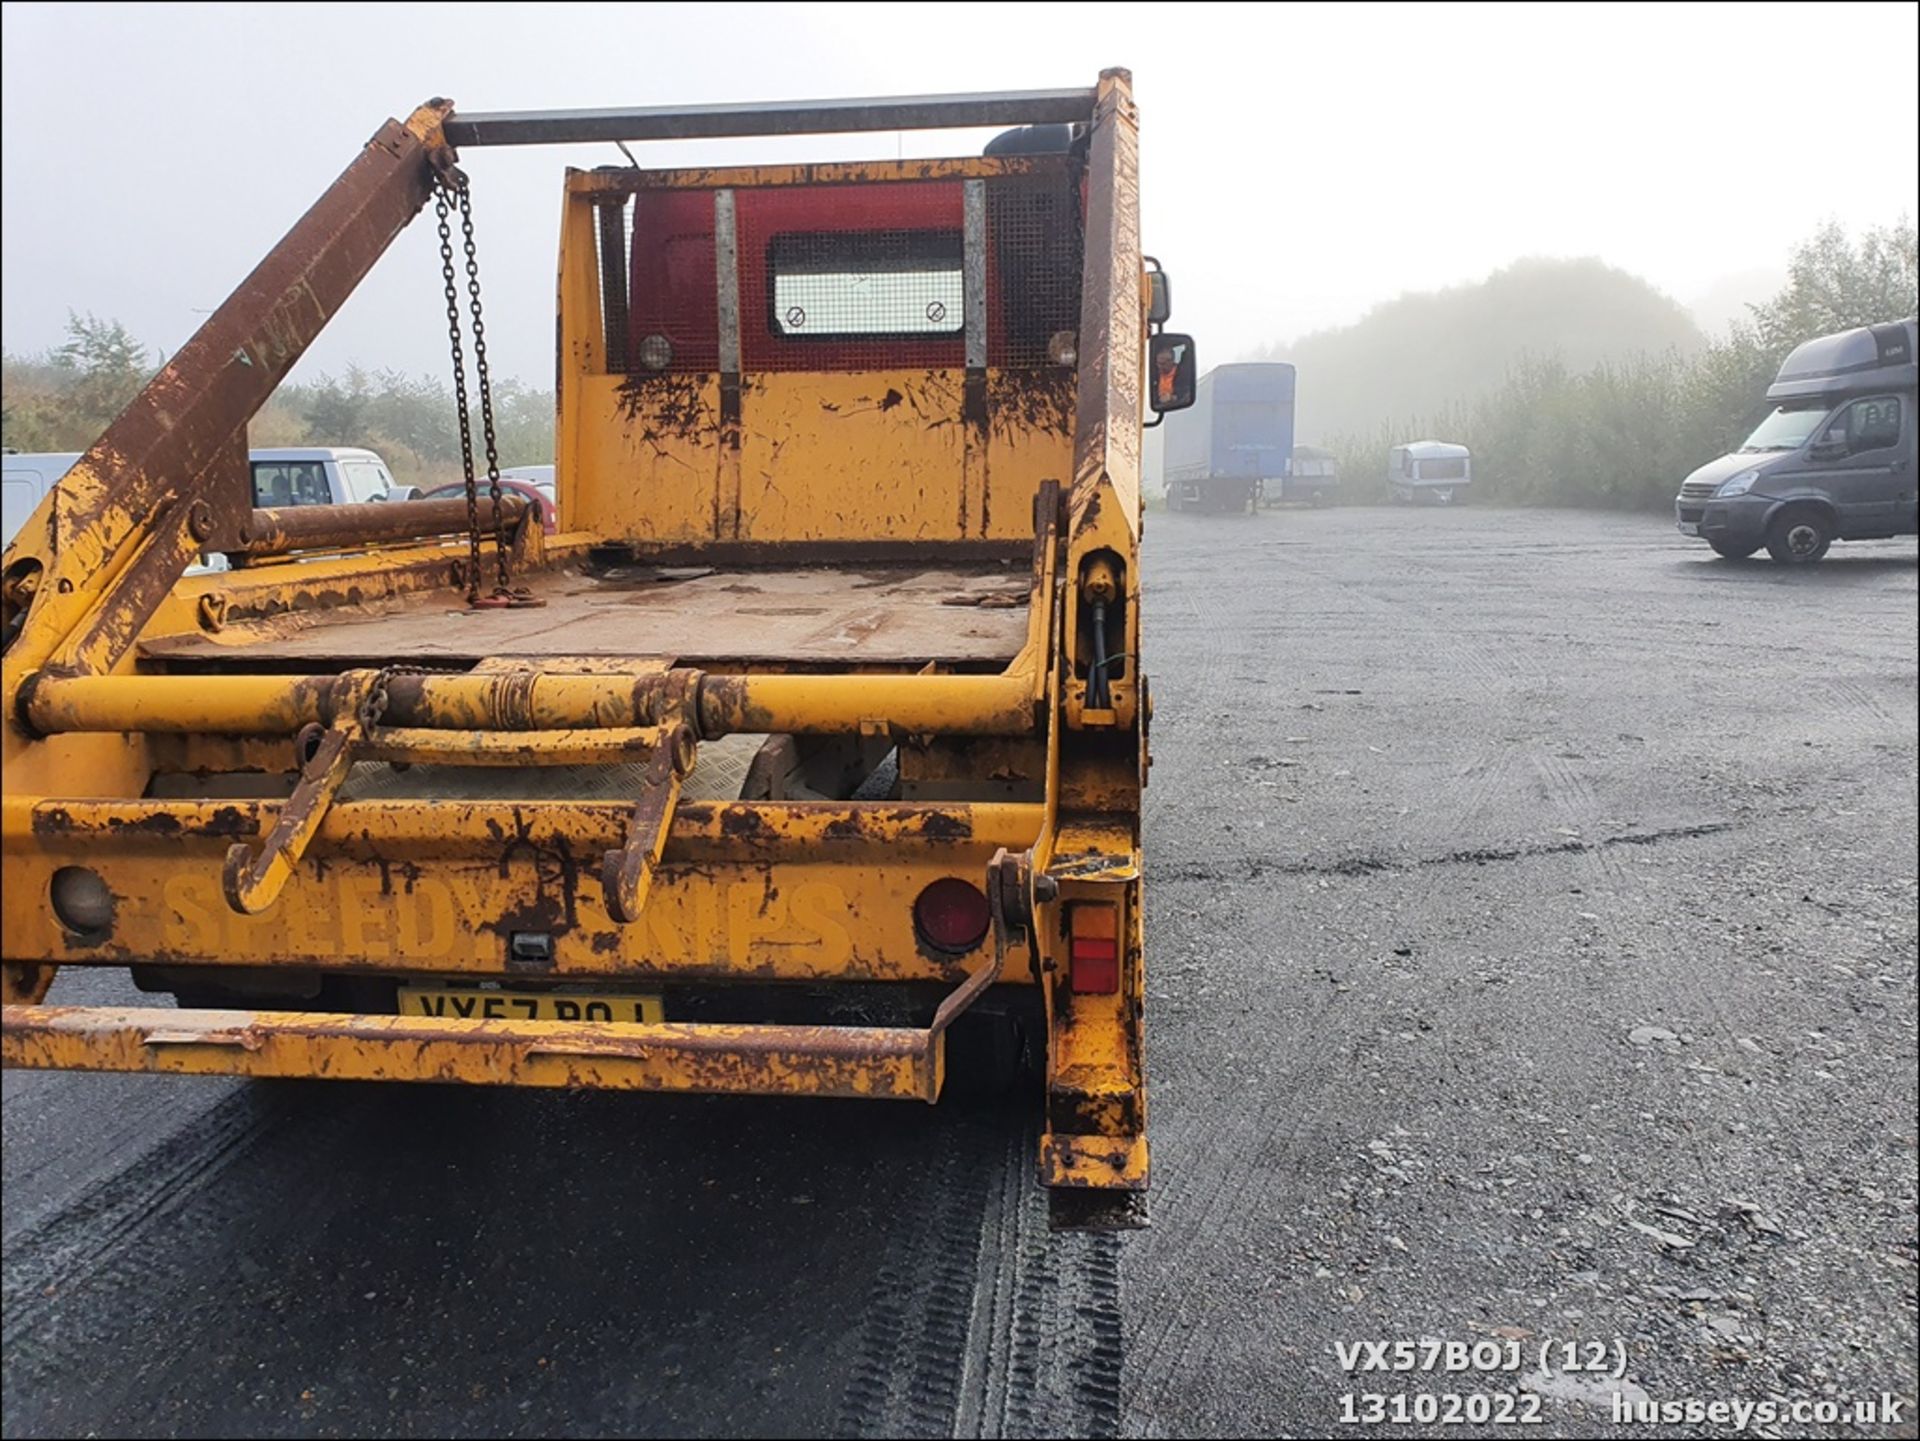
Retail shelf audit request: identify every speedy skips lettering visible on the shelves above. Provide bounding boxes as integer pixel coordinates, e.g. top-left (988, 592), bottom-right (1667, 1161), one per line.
top-left (160, 872), bottom-right (855, 966)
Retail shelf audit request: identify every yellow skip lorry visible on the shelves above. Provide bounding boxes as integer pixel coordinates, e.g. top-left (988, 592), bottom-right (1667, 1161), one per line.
top-left (0, 74), bottom-right (1197, 1226)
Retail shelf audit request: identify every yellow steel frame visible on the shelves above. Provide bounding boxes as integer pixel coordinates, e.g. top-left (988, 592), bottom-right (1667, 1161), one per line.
top-left (0, 70), bottom-right (1154, 1203)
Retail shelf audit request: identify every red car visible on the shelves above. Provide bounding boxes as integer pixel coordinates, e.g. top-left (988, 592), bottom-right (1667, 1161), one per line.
top-left (420, 467), bottom-right (558, 533)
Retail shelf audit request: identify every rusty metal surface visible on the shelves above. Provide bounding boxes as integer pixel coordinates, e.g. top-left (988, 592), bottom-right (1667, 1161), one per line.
top-left (138, 563), bottom-right (1031, 668)
top-left (361, 726), bottom-right (669, 767)
top-left (238, 495), bottom-right (527, 556)
top-left (447, 88), bottom-right (1094, 147)
top-left (1068, 69), bottom-right (1144, 544)
top-left (220, 719), bottom-right (358, 915)
top-left (61, 667), bottom-right (1033, 740)
top-left (0, 74), bottom-right (1151, 1195)
top-left (26, 667), bottom-right (1038, 739)
top-left (1040, 1132), bottom-right (1150, 1192)
top-left (1, 1004), bottom-right (937, 1100)
top-left (567, 153), bottom-right (1071, 198)
top-left (1, 963), bottom-right (55, 1005)
top-left (603, 724), bottom-right (694, 923)
top-left (22, 797), bottom-right (1042, 852)
top-left (3, 845), bottom-right (1031, 1095)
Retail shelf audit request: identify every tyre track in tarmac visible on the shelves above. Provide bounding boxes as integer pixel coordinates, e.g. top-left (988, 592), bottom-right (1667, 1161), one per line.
top-left (2, 1084), bottom-right (300, 1389)
top-left (834, 1113), bottom-right (1122, 1439)
top-left (4, 1075), bottom-right (1122, 1439)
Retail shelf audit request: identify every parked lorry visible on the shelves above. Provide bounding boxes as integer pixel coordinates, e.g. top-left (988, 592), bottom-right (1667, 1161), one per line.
top-left (1388, 440), bottom-right (1472, 505)
top-left (1675, 319), bottom-right (1917, 563)
top-left (0, 73), bottom-right (1193, 1226)
top-left (1279, 445), bottom-right (1339, 507)
top-left (1162, 362), bottom-right (1295, 513)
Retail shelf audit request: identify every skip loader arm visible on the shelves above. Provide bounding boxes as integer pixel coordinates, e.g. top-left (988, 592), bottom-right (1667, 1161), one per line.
top-left (1, 102), bottom-right (460, 690)
top-left (1, 76), bottom-right (1154, 1228)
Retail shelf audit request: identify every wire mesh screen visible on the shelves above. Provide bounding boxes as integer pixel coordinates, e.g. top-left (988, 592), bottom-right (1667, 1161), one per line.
top-left (614, 163), bottom-right (1082, 376)
top-left (986, 170), bottom-right (1083, 369)
top-left (615, 188), bottom-right (722, 374)
top-left (594, 197), bottom-right (633, 373)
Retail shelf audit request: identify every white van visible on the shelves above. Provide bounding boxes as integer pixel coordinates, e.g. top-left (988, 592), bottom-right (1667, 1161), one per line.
top-left (248, 447), bottom-right (401, 508)
top-left (6, 446), bottom-right (404, 574)
top-left (5, 447), bottom-right (404, 549)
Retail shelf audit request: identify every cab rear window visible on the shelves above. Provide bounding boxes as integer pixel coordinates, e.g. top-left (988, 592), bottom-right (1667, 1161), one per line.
top-left (767, 230), bottom-right (963, 339)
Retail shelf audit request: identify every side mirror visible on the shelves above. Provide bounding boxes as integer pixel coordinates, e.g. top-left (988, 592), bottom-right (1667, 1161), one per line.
top-left (1147, 332), bottom-right (1198, 414)
top-left (1807, 437), bottom-right (1848, 462)
top-left (1146, 271), bottom-right (1172, 327)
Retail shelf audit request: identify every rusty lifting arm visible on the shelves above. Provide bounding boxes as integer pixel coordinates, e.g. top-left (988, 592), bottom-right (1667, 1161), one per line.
top-left (0, 102), bottom-right (461, 685)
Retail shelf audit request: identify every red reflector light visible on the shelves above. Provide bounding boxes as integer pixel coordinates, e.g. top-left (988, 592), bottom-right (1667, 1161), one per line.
top-left (913, 878), bottom-right (991, 954)
top-left (1068, 903), bottom-right (1120, 994)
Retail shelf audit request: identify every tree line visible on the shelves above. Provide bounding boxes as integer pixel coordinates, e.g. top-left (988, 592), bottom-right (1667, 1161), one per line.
top-left (7, 220), bottom-right (1915, 511)
top-left (1, 324), bottom-right (554, 487)
top-left (1319, 221), bottom-right (1917, 508)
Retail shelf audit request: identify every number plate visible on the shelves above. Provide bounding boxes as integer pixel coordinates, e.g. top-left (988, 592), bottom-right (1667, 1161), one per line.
top-left (400, 987), bottom-right (663, 1024)
top-left (1676, 521), bottom-right (1700, 536)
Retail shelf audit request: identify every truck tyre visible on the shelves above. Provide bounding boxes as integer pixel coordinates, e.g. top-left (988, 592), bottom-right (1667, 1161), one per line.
top-left (1708, 539), bottom-right (1759, 561)
top-left (1765, 506), bottom-right (1833, 565)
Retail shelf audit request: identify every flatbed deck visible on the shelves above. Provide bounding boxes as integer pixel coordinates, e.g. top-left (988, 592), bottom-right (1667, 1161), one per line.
top-left (142, 561), bottom-right (1033, 670)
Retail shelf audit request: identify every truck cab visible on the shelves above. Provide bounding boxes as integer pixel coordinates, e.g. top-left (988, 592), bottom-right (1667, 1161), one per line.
top-left (1676, 320), bottom-right (1918, 564)
top-left (1281, 445), bottom-right (1339, 507)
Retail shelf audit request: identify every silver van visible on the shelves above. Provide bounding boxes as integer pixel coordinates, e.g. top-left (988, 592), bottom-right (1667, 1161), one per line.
top-left (1676, 320), bottom-right (1917, 564)
top-left (2, 451), bottom-right (83, 549)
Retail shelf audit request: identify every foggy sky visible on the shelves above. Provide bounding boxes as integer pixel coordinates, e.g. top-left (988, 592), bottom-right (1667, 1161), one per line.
top-left (4, 1), bottom-right (1916, 390)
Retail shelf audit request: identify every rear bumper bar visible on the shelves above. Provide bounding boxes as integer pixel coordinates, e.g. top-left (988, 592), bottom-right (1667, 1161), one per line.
top-left (2, 1004), bottom-right (944, 1100)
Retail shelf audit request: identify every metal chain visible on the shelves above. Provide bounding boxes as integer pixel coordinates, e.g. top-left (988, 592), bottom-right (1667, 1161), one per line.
top-left (435, 183), bottom-right (484, 605)
top-left (457, 184), bottom-right (512, 595)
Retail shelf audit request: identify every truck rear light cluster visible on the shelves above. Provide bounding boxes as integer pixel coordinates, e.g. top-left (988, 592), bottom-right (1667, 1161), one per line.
top-left (913, 878), bottom-right (990, 954)
top-left (1067, 902), bottom-right (1120, 994)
